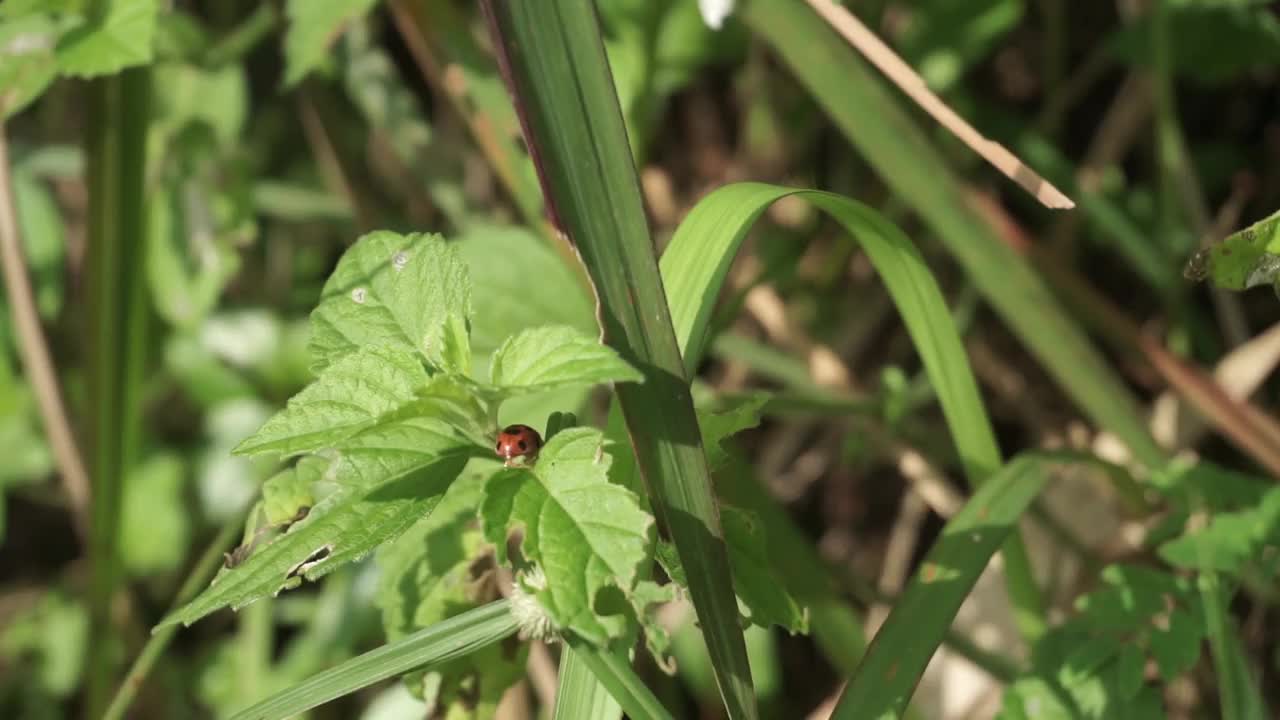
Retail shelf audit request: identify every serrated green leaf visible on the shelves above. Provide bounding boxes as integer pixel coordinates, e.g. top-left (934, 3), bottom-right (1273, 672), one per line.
top-left (1185, 207), bottom-right (1280, 293)
top-left (458, 224), bottom-right (595, 356)
top-left (1159, 486), bottom-right (1280, 574)
top-left (261, 463), bottom-right (316, 526)
top-left (378, 471), bottom-right (490, 640)
top-left (377, 469), bottom-right (525, 714)
top-left (998, 677), bottom-right (1075, 720)
top-left (283, 0), bottom-right (379, 87)
top-left (657, 505), bottom-right (806, 634)
top-left (0, 14), bottom-right (62, 117)
top-left (481, 427), bottom-right (655, 643)
top-left (1149, 608), bottom-right (1204, 681)
top-left (309, 231), bottom-right (472, 373)
top-left (1112, 644), bottom-right (1146, 700)
top-left (720, 507), bottom-right (806, 633)
top-left (487, 325), bottom-right (642, 397)
top-left (234, 345), bottom-right (428, 457)
top-left (1077, 564), bottom-right (1185, 630)
top-left (698, 395), bottom-right (767, 471)
top-left (157, 454), bottom-right (467, 629)
top-left (631, 579), bottom-right (677, 671)
top-left (56, 0), bottom-right (157, 77)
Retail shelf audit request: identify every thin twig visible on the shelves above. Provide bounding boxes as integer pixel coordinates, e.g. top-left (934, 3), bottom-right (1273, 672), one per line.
top-left (802, 0), bottom-right (1075, 209)
top-left (0, 124), bottom-right (90, 541)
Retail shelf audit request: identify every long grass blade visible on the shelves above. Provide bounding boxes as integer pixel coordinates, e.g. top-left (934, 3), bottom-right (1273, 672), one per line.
top-left (228, 600), bottom-right (518, 720)
top-left (662, 182), bottom-right (1045, 639)
top-left (562, 635), bottom-right (676, 720)
top-left (831, 455), bottom-right (1054, 717)
top-left (742, 0), bottom-right (1167, 469)
top-left (554, 646), bottom-right (623, 720)
top-left (480, 3), bottom-right (757, 717)
top-left (84, 67), bottom-right (152, 716)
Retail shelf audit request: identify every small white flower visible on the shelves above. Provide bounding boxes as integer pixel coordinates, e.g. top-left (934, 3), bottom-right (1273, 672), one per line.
top-left (509, 567), bottom-right (559, 643)
top-left (698, 0), bottom-right (735, 30)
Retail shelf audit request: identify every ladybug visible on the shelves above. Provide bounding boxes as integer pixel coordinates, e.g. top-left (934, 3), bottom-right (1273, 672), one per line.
top-left (495, 424), bottom-right (542, 467)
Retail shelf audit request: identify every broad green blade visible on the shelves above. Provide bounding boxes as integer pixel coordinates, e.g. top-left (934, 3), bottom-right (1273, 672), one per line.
top-left (661, 182), bottom-right (1044, 639)
top-left (481, 3), bottom-right (757, 718)
top-left (228, 600), bottom-right (518, 720)
top-left (742, 0), bottom-right (1166, 468)
top-left (555, 646), bottom-right (623, 720)
top-left (831, 455), bottom-right (1054, 718)
top-left (563, 635), bottom-right (676, 720)
top-left (84, 68), bottom-right (152, 716)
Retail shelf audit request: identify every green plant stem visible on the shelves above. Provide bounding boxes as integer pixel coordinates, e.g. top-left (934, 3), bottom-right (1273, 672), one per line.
top-left (481, 3), bottom-right (756, 717)
top-left (102, 510), bottom-right (248, 720)
top-left (85, 67), bottom-right (151, 719)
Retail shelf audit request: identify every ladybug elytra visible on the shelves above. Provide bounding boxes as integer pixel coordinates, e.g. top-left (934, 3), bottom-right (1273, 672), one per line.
top-left (495, 424), bottom-right (542, 466)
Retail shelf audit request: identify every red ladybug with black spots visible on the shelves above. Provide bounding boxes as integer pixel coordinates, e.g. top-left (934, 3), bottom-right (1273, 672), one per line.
top-left (495, 424), bottom-right (542, 467)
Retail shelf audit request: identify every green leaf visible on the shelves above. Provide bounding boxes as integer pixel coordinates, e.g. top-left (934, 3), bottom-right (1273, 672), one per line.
top-left (376, 468), bottom-right (525, 712)
top-left (481, 427), bottom-right (655, 643)
top-left (56, 0), bottom-right (158, 77)
top-left (145, 181), bottom-right (243, 330)
top-left (998, 677), bottom-right (1076, 720)
top-left (260, 464), bottom-right (316, 527)
top-left (487, 325), bottom-right (642, 396)
top-left (720, 507), bottom-right (806, 633)
top-left (1185, 207), bottom-right (1280, 293)
top-left (308, 231), bottom-right (473, 374)
top-left (1149, 609), bottom-right (1203, 681)
top-left (831, 454), bottom-right (1053, 719)
top-left (658, 506), bottom-right (807, 634)
top-left (697, 394), bottom-right (767, 471)
top-left (233, 345), bottom-right (428, 457)
top-left (120, 454), bottom-right (190, 576)
top-left (742, 0), bottom-right (1166, 471)
top-left (0, 591), bottom-right (88, 697)
top-left (562, 634), bottom-right (677, 720)
top-left (0, 14), bottom-right (63, 117)
top-left (1113, 643), bottom-right (1146, 700)
top-left (151, 62), bottom-right (248, 146)
top-left (1158, 489), bottom-right (1280, 573)
top-left (282, 0), bottom-right (378, 87)
top-left (660, 182), bottom-right (1045, 639)
top-left (229, 600), bottom-right (519, 720)
top-left (459, 226), bottom-right (596, 356)
top-left (1110, 2), bottom-right (1280, 84)
top-left (157, 454), bottom-right (467, 629)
